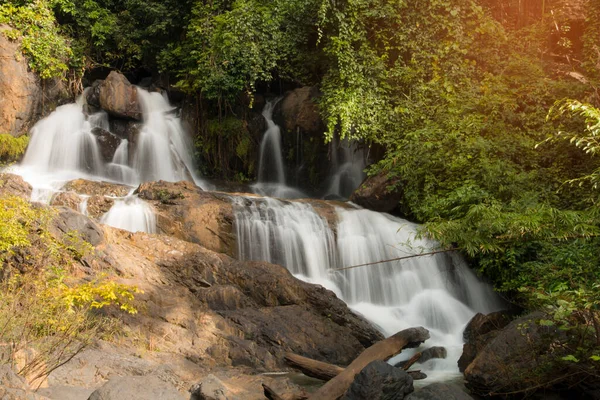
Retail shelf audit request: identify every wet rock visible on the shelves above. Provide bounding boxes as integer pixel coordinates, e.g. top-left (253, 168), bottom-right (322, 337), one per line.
top-left (50, 207), bottom-right (104, 246)
top-left (277, 87), bottom-right (324, 136)
top-left (86, 80), bottom-right (102, 109)
top-left (405, 383), bottom-right (473, 400)
top-left (458, 311), bottom-right (514, 373)
top-left (87, 375), bottom-right (185, 400)
top-left (109, 118), bottom-right (142, 143)
top-left (464, 312), bottom-right (568, 396)
top-left (350, 171), bottom-right (403, 213)
top-left (91, 127), bottom-right (122, 162)
top-left (0, 25), bottom-right (41, 137)
top-left (341, 360), bottom-right (414, 400)
top-left (62, 179), bottom-right (131, 197)
top-left (0, 173), bottom-right (32, 199)
top-left (86, 195), bottom-right (115, 218)
top-left (99, 72), bottom-right (142, 120)
top-left (50, 191), bottom-right (83, 211)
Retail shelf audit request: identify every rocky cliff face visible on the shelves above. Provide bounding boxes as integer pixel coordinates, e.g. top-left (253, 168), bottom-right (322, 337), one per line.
top-left (0, 26), bottom-right (70, 138)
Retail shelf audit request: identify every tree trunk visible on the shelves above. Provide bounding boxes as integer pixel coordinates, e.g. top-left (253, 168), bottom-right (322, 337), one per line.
top-left (308, 326), bottom-right (430, 400)
top-left (284, 353), bottom-right (344, 381)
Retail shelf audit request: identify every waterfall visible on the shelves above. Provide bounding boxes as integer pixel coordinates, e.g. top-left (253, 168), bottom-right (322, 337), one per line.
top-left (234, 198), bottom-right (502, 378)
top-left (100, 195), bottom-right (157, 234)
top-left (253, 99), bottom-right (306, 199)
top-left (324, 137), bottom-right (366, 199)
top-left (12, 87), bottom-right (206, 197)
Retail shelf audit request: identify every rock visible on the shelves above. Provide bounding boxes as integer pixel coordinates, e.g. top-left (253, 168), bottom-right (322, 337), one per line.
top-left (135, 180), bottom-right (236, 255)
top-left (341, 360), bottom-right (414, 400)
top-left (91, 127), bottom-right (122, 162)
top-left (37, 385), bottom-right (95, 400)
top-left (405, 383), bottom-right (473, 400)
top-left (458, 311), bottom-right (514, 372)
top-left (0, 365), bottom-right (48, 400)
top-left (0, 173), bottom-right (32, 199)
top-left (350, 171), bottom-right (403, 213)
top-left (0, 25), bottom-right (41, 137)
top-left (98, 72), bottom-right (142, 120)
top-left (189, 374), bottom-right (239, 400)
top-left (86, 195), bottom-right (115, 219)
top-left (109, 119), bottom-right (142, 142)
top-left (87, 375), bottom-right (185, 400)
top-left (50, 207), bottom-right (104, 246)
top-left (464, 312), bottom-right (568, 396)
top-left (86, 80), bottom-right (102, 109)
top-left (62, 179), bottom-right (131, 197)
top-left (51, 191), bottom-right (83, 211)
top-left (278, 87), bottom-right (324, 136)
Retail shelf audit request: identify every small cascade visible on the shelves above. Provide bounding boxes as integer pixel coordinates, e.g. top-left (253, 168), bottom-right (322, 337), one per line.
top-left (233, 198), bottom-right (502, 378)
top-left (100, 195), bottom-right (157, 234)
top-left (257, 99), bottom-right (286, 185)
top-left (12, 87), bottom-right (205, 202)
top-left (132, 90), bottom-right (198, 183)
top-left (325, 137), bottom-right (366, 199)
top-left (253, 99), bottom-right (306, 199)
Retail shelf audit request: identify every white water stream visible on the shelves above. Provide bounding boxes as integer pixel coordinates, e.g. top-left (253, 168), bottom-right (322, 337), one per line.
top-left (234, 197), bottom-right (502, 379)
top-left (7, 87), bottom-right (203, 233)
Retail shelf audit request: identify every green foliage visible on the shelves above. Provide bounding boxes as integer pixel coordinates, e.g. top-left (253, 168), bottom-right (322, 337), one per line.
top-left (0, 196), bottom-right (140, 378)
top-left (0, 1), bottom-right (72, 78)
top-left (0, 134), bottom-right (29, 164)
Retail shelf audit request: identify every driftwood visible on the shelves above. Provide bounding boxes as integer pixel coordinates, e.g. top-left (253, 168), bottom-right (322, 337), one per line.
top-left (307, 326), bottom-right (430, 400)
top-left (283, 351), bottom-right (426, 382)
top-left (395, 346), bottom-right (448, 371)
top-left (284, 353), bottom-right (344, 381)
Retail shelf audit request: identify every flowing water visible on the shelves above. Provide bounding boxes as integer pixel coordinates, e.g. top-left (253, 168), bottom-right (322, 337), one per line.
top-left (253, 99), bottom-right (306, 199)
top-left (8, 86), bottom-right (204, 233)
top-left (324, 136), bottom-right (366, 199)
top-left (234, 197), bottom-right (502, 379)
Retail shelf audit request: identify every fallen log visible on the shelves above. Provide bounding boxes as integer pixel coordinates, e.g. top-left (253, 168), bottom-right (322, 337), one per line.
top-left (308, 326), bottom-right (430, 400)
top-left (262, 383), bottom-right (308, 400)
top-left (395, 346), bottom-right (448, 370)
top-left (284, 351), bottom-right (427, 382)
top-left (284, 353), bottom-right (344, 381)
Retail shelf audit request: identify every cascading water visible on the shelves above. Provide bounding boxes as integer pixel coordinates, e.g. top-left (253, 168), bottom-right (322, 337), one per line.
top-left (100, 194), bottom-right (157, 234)
top-left (8, 86), bottom-right (205, 233)
top-left (253, 99), bottom-right (306, 199)
top-left (324, 137), bottom-right (366, 199)
top-left (234, 198), bottom-right (502, 379)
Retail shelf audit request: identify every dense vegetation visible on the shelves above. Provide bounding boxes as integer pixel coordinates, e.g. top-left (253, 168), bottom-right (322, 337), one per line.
top-left (1, 0), bottom-right (600, 386)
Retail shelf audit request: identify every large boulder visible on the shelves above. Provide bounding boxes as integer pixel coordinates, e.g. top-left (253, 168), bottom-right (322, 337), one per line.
top-left (91, 127), bottom-right (122, 162)
top-left (0, 365), bottom-right (48, 400)
top-left (278, 87), bottom-right (324, 136)
top-left (350, 171), bottom-right (403, 213)
top-left (98, 72), bottom-right (142, 121)
top-left (0, 26), bottom-right (41, 137)
top-left (341, 360), bottom-right (414, 400)
top-left (50, 207), bottom-right (104, 246)
top-left (458, 311), bottom-right (513, 372)
top-left (405, 383), bottom-right (473, 400)
top-left (87, 375), bottom-right (185, 400)
top-left (0, 173), bottom-right (32, 199)
top-left (62, 179), bottom-right (131, 197)
top-left (464, 312), bottom-right (569, 396)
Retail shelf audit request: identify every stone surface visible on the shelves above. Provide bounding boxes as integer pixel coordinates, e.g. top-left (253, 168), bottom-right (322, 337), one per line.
top-left (0, 173), bottom-right (32, 199)
top-left (91, 127), bottom-right (122, 162)
top-left (98, 72), bottom-right (142, 120)
top-left (341, 360), bottom-right (414, 400)
top-left (62, 179), bottom-right (131, 197)
top-left (458, 311), bottom-right (514, 372)
top-left (50, 206), bottom-right (104, 246)
top-left (0, 25), bottom-right (41, 137)
top-left (464, 312), bottom-right (568, 396)
top-left (50, 191), bottom-right (83, 212)
top-left (0, 365), bottom-right (49, 400)
top-left (189, 374), bottom-right (239, 400)
top-left (278, 87), bottom-right (324, 136)
top-left (405, 383), bottom-right (473, 400)
top-left (87, 375), bottom-right (185, 400)
top-left (350, 171), bottom-right (403, 213)
top-left (36, 385), bottom-right (95, 400)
